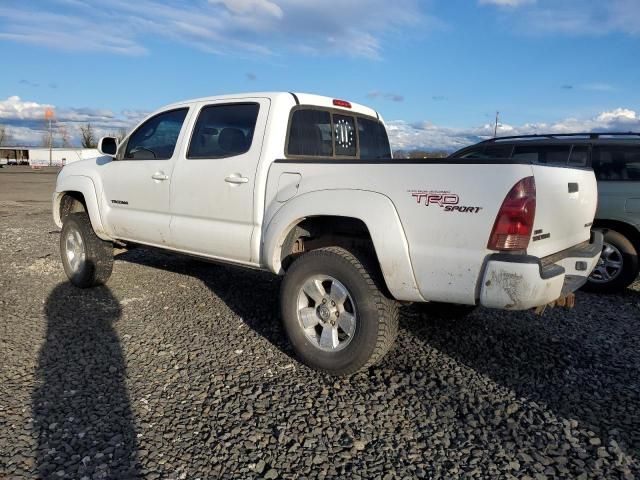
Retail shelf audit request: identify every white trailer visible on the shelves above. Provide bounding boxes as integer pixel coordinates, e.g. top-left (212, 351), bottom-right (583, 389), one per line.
top-left (29, 148), bottom-right (99, 167)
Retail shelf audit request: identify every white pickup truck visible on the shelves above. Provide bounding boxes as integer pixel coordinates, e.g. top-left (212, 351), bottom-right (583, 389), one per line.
top-left (53, 92), bottom-right (602, 375)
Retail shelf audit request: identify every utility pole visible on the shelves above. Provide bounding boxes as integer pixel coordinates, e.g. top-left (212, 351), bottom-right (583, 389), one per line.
top-left (493, 111), bottom-right (500, 138)
top-left (45, 107), bottom-right (54, 166)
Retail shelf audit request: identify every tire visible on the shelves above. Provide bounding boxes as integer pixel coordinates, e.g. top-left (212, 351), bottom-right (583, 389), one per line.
top-left (280, 246), bottom-right (398, 376)
top-left (584, 229), bottom-right (639, 293)
top-left (60, 212), bottom-right (113, 288)
top-left (415, 302), bottom-right (476, 320)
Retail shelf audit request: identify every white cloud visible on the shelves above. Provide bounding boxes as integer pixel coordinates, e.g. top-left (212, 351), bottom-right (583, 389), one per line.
top-left (0, 96), bottom-right (53, 121)
top-left (0, 0), bottom-right (428, 59)
top-left (479, 0), bottom-right (536, 7)
top-left (387, 108), bottom-right (640, 152)
top-left (581, 83), bottom-right (616, 92)
top-left (211, 0), bottom-right (283, 18)
top-left (595, 108), bottom-right (637, 124)
top-left (0, 96), bottom-right (146, 146)
top-left (481, 0), bottom-right (640, 36)
top-left (3, 96), bottom-right (638, 153)
top-left (366, 91), bottom-right (405, 102)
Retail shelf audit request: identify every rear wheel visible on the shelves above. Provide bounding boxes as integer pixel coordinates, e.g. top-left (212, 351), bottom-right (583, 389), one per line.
top-left (280, 247), bottom-right (398, 376)
top-left (60, 212), bottom-right (113, 288)
top-left (584, 229), bottom-right (639, 293)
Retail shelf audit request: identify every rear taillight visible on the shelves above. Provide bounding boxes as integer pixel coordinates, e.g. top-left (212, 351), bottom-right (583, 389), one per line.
top-left (487, 176), bottom-right (536, 251)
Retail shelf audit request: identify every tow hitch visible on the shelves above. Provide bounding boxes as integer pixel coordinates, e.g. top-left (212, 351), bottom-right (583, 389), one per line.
top-left (533, 292), bottom-right (576, 315)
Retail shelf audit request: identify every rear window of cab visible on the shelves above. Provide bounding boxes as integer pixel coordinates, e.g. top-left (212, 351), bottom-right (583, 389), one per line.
top-left (286, 107), bottom-right (391, 159)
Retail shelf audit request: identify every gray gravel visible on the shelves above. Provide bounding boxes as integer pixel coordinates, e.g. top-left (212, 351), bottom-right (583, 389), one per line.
top-left (1, 168), bottom-right (639, 479)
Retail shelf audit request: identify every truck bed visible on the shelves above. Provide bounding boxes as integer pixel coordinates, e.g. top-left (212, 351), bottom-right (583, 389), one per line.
top-left (265, 158), bottom-right (597, 305)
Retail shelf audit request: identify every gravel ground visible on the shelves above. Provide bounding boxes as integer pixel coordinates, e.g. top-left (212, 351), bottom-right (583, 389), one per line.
top-left (1, 167), bottom-right (639, 479)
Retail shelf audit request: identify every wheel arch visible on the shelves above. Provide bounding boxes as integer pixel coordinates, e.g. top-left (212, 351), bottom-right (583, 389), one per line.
top-left (593, 219), bottom-right (640, 254)
top-left (54, 175), bottom-right (111, 241)
top-left (262, 189), bottom-right (424, 302)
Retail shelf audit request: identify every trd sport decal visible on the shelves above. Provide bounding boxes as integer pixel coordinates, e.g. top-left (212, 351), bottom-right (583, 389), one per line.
top-left (408, 190), bottom-right (483, 213)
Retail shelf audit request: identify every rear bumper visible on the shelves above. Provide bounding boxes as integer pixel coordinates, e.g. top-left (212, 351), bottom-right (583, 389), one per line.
top-left (479, 231), bottom-right (603, 310)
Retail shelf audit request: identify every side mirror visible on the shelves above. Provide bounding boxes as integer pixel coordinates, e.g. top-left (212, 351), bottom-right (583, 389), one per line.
top-left (98, 136), bottom-right (118, 157)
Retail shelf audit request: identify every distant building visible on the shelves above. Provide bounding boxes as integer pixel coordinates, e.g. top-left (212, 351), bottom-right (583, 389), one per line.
top-left (0, 147), bottom-right (100, 166)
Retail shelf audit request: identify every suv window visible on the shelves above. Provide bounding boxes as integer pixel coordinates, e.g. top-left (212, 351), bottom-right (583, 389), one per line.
top-left (188, 103), bottom-right (259, 159)
top-left (125, 108), bottom-right (188, 160)
top-left (593, 146), bottom-right (640, 181)
top-left (456, 147), bottom-right (486, 159)
top-left (485, 145), bottom-right (513, 158)
top-left (568, 145), bottom-right (589, 167)
top-left (455, 145), bottom-right (512, 159)
top-left (358, 117), bottom-right (391, 159)
top-left (512, 145), bottom-right (570, 165)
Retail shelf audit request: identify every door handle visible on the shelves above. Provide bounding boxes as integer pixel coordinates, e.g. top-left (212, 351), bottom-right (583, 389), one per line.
top-left (225, 175), bottom-right (249, 185)
top-left (152, 172), bottom-right (169, 181)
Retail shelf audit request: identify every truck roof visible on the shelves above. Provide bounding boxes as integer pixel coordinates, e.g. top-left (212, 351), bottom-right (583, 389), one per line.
top-left (164, 91), bottom-right (380, 120)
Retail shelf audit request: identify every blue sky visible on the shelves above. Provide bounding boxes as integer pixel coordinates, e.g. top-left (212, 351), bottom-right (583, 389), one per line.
top-left (1, 0), bottom-right (639, 150)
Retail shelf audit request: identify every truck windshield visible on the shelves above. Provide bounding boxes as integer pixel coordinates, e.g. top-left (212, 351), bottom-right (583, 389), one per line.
top-left (287, 108), bottom-right (391, 159)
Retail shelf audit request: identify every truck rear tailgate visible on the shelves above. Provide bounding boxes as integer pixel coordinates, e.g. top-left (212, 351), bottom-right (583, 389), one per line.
top-left (526, 165), bottom-right (598, 258)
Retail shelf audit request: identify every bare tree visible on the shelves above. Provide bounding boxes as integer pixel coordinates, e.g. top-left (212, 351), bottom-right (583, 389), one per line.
top-left (58, 124), bottom-right (72, 148)
top-left (0, 125), bottom-right (9, 146)
top-left (80, 123), bottom-right (97, 148)
top-left (108, 127), bottom-right (127, 144)
top-left (41, 132), bottom-right (52, 148)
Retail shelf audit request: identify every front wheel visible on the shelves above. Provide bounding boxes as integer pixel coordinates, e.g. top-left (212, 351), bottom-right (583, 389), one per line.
top-left (280, 247), bottom-right (398, 376)
top-left (60, 212), bottom-right (114, 288)
top-left (584, 229), bottom-right (639, 293)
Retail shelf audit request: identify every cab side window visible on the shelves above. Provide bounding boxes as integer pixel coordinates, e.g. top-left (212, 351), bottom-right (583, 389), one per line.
top-left (124, 108), bottom-right (188, 160)
top-left (592, 146), bottom-right (640, 181)
top-left (187, 103), bottom-right (260, 159)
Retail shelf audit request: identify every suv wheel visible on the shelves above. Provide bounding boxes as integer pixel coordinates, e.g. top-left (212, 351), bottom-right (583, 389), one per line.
top-left (584, 229), bottom-right (639, 293)
top-left (60, 212), bottom-right (114, 288)
top-left (280, 247), bottom-right (398, 376)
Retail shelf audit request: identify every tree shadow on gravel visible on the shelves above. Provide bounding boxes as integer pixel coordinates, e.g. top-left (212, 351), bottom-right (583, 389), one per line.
top-left (115, 248), bottom-right (295, 359)
top-left (32, 283), bottom-right (140, 479)
top-left (402, 290), bottom-right (640, 457)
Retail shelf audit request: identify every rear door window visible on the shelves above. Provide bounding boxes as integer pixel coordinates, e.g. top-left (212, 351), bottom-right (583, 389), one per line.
top-left (592, 146), bottom-right (640, 181)
top-left (188, 103), bottom-right (259, 158)
top-left (512, 145), bottom-right (570, 165)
